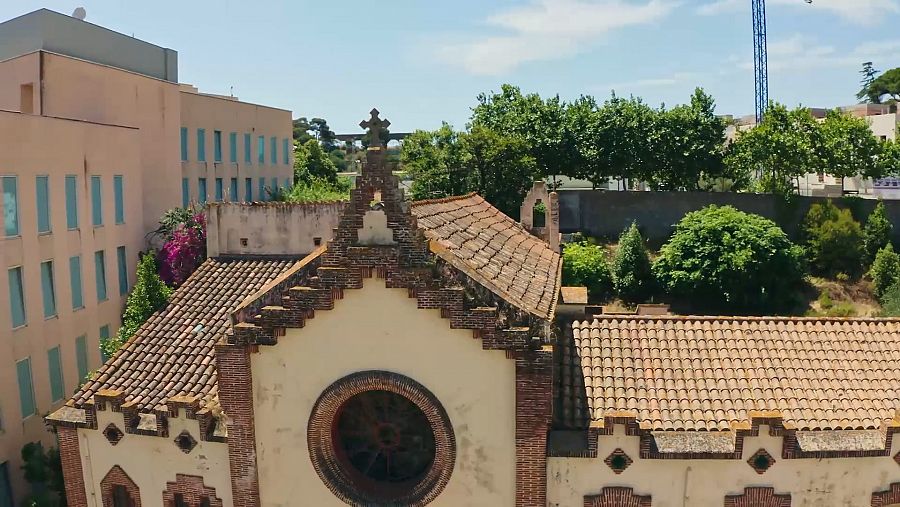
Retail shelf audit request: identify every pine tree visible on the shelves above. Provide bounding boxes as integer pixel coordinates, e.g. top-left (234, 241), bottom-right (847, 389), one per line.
top-left (612, 222), bottom-right (655, 303)
top-left (858, 62), bottom-right (880, 103)
top-left (864, 201), bottom-right (893, 266)
top-left (101, 253), bottom-right (171, 359)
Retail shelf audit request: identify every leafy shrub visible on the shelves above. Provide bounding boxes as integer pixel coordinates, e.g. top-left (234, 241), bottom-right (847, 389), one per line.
top-left (817, 291), bottom-right (834, 310)
top-left (803, 201), bottom-right (863, 278)
top-left (653, 205), bottom-right (805, 314)
top-left (285, 176), bottom-right (352, 203)
top-left (21, 442), bottom-right (65, 507)
top-left (612, 222), bottom-right (655, 303)
top-left (562, 241), bottom-right (613, 302)
top-left (871, 244), bottom-right (900, 299)
top-left (880, 280), bottom-right (900, 317)
top-left (863, 201), bottom-right (893, 266)
top-left (158, 211), bottom-right (206, 286)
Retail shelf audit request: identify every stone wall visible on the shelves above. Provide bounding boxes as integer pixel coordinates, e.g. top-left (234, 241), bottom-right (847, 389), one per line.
top-left (206, 201), bottom-right (344, 257)
top-left (558, 190), bottom-right (900, 246)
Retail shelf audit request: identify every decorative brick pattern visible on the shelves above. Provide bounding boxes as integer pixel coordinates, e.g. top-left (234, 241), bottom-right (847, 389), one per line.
top-left (873, 482), bottom-right (900, 506)
top-left (583, 487), bottom-right (652, 507)
top-left (100, 465), bottom-right (141, 507)
top-left (162, 474), bottom-right (223, 507)
top-left (515, 349), bottom-right (553, 507)
top-left (103, 423), bottom-right (124, 446)
top-left (58, 426), bottom-right (88, 507)
top-left (216, 343), bottom-right (260, 507)
top-left (604, 448), bottom-right (633, 474)
top-left (724, 487), bottom-right (791, 507)
top-left (307, 370), bottom-right (455, 506)
top-left (748, 448), bottom-right (776, 474)
top-left (174, 430), bottom-right (198, 454)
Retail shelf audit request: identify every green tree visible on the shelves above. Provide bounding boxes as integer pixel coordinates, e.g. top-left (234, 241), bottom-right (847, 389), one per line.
top-left (864, 201), bottom-right (893, 266)
top-left (102, 254), bottom-right (171, 359)
top-left (653, 205), bottom-right (806, 314)
top-left (293, 117), bottom-right (313, 143)
top-left (880, 139), bottom-right (900, 177)
top-left (819, 109), bottom-right (882, 189)
top-left (870, 244), bottom-right (900, 298)
top-left (285, 176), bottom-right (352, 203)
top-left (562, 242), bottom-right (613, 302)
top-left (858, 62), bottom-right (880, 102)
top-left (880, 280), bottom-right (900, 316)
top-left (402, 124), bottom-right (466, 201)
top-left (803, 201), bottom-right (864, 278)
top-left (612, 222), bottom-right (655, 303)
top-left (594, 93), bottom-right (657, 187)
top-left (295, 139), bottom-right (338, 183)
top-left (864, 67), bottom-right (900, 104)
top-left (459, 126), bottom-right (537, 218)
top-left (309, 117), bottom-right (337, 151)
top-left (21, 443), bottom-right (65, 507)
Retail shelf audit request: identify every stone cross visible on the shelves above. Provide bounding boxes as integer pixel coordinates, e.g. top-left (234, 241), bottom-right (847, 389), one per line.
top-left (359, 108), bottom-right (390, 148)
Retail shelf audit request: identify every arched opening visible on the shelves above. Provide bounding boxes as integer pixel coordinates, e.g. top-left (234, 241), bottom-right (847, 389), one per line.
top-left (724, 487), bottom-right (791, 507)
top-left (532, 199), bottom-right (546, 228)
top-left (162, 475), bottom-right (222, 507)
top-left (584, 486), bottom-right (651, 507)
top-left (100, 466), bottom-right (140, 507)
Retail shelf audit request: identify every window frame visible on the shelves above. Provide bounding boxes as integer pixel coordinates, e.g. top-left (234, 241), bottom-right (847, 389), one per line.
top-left (15, 358), bottom-right (36, 419)
top-left (180, 127), bottom-right (189, 162)
top-left (69, 255), bottom-right (84, 310)
top-left (94, 250), bottom-right (108, 303)
top-left (213, 130), bottom-right (223, 163)
top-left (47, 346), bottom-right (64, 403)
top-left (197, 128), bottom-right (207, 162)
top-left (113, 175), bottom-right (125, 225)
top-left (40, 260), bottom-right (57, 319)
top-left (91, 175), bottom-right (103, 227)
top-left (2, 175), bottom-right (20, 237)
top-left (36, 175), bottom-right (51, 234)
top-left (116, 246), bottom-right (128, 297)
top-left (65, 175), bottom-right (78, 230)
top-left (229, 132), bottom-right (238, 163)
top-left (7, 266), bottom-right (26, 328)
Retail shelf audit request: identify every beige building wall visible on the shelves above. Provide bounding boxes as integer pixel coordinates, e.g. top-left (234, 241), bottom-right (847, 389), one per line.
top-left (251, 280), bottom-right (518, 506)
top-left (180, 88), bottom-right (293, 206)
top-left (77, 409), bottom-right (231, 506)
top-left (547, 424), bottom-right (900, 506)
top-left (0, 53), bottom-right (40, 114)
top-left (0, 111), bottom-right (142, 502)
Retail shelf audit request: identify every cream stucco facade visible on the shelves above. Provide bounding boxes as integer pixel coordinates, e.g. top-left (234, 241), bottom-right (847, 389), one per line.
top-left (548, 424), bottom-right (900, 507)
top-left (251, 280), bottom-right (518, 507)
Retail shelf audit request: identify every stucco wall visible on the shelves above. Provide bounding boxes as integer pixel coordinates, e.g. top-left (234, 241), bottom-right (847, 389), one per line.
top-left (78, 409), bottom-right (232, 506)
top-left (547, 424), bottom-right (900, 507)
top-left (0, 52), bottom-right (40, 113)
top-left (251, 280), bottom-right (517, 506)
top-left (206, 202), bottom-right (343, 257)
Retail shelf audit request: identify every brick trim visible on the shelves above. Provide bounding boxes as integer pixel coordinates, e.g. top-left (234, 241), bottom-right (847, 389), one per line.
top-left (216, 343), bottom-right (260, 507)
top-left (724, 487), bottom-right (791, 507)
top-left (584, 486), bottom-right (652, 507)
top-left (58, 426), bottom-right (88, 507)
top-left (516, 349), bottom-right (553, 507)
top-left (100, 465), bottom-right (142, 507)
top-left (163, 474), bottom-right (224, 507)
top-left (872, 482), bottom-right (900, 507)
top-left (307, 370), bottom-right (455, 506)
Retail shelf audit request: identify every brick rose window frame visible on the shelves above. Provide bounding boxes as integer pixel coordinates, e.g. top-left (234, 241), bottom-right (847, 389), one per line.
top-left (584, 486), bottom-right (652, 507)
top-left (100, 465), bottom-right (141, 507)
top-left (725, 487), bottom-right (791, 507)
top-left (873, 482), bottom-right (900, 507)
top-left (308, 370), bottom-right (456, 506)
top-left (162, 474), bottom-right (223, 507)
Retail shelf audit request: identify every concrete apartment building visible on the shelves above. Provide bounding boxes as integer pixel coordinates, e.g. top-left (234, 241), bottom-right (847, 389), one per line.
top-left (0, 9), bottom-right (292, 504)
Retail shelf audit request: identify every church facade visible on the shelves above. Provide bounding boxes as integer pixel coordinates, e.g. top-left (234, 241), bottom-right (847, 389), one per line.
top-left (49, 111), bottom-right (900, 506)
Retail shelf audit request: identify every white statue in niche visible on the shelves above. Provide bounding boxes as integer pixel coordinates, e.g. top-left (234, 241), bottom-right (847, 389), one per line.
top-left (358, 208), bottom-right (395, 245)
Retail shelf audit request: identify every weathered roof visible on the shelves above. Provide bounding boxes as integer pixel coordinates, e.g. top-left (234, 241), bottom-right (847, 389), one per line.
top-left (71, 258), bottom-right (297, 412)
top-left (557, 316), bottom-right (900, 432)
top-left (411, 193), bottom-right (561, 319)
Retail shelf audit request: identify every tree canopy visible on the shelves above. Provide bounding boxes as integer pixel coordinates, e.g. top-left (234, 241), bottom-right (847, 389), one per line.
top-left (818, 109), bottom-right (882, 186)
top-left (863, 67), bottom-right (900, 104)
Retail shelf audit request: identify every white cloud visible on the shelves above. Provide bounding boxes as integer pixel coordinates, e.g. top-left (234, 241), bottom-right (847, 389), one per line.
top-left (600, 71), bottom-right (700, 91)
top-left (438, 0), bottom-right (677, 75)
top-left (696, 0), bottom-right (900, 24)
top-left (730, 34), bottom-right (900, 72)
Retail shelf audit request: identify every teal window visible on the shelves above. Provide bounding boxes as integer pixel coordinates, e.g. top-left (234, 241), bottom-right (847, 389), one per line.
top-left (0, 462), bottom-right (13, 507)
top-left (283, 138), bottom-right (290, 165)
top-left (91, 175), bottom-right (102, 226)
top-left (65, 175), bottom-right (78, 229)
top-left (284, 178), bottom-right (291, 190)
top-left (47, 346), bottom-right (64, 402)
top-left (114, 175), bottom-right (124, 224)
top-left (16, 358), bottom-right (35, 418)
top-left (99, 325), bottom-right (110, 362)
top-left (8, 267), bottom-right (25, 328)
top-left (214, 130), bottom-right (223, 162)
top-left (229, 132), bottom-right (238, 163)
top-left (180, 127), bottom-right (188, 161)
top-left (40, 261), bottom-right (56, 318)
top-left (182, 178), bottom-right (189, 207)
top-left (36, 176), bottom-right (50, 233)
top-left (258, 136), bottom-right (265, 164)
top-left (2, 176), bottom-right (19, 236)
top-left (270, 136), bottom-right (277, 165)
top-left (116, 246), bottom-right (128, 296)
top-left (215, 178), bottom-right (223, 201)
top-left (259, 178), bottom-right (266, 201)
top-left (69, 256), bottom-right (83, 310)
top-left (229, 178), bottom-right (238, 201)
top-left (94, 250), bottom-right (107, 302)
top-left (244, 133), bottom-right (252, 163)
top-left (197, 129), bottom-right (206, 162)
top-left (198, 178), bottom-right (208, 203)
top-left (271, 177), bottom-right (278, 192)
top-left (75, 335), bottom-right (88, 382)
top-left (245, 178), bottom-right (253, 201)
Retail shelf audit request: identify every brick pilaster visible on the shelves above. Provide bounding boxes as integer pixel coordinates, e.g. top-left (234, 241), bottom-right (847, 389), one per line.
top-left (515, 348), bottom-right (553, 507)
top-left (58, 426), bottom-right (88, 507)
top-left (216, 343), bottom-right (260, 507)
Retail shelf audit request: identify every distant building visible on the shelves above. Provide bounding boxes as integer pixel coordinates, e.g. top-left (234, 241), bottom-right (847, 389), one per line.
top-left (0, 8), bottom-right (292, 504)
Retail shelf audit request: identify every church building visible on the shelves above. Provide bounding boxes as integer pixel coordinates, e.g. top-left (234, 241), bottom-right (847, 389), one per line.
top-left (49, 110), bottom-right (900, 506)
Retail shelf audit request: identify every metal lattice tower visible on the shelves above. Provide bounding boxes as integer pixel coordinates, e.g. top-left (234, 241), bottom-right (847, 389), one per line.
top-left (752, 0), bottom-right (768, 124)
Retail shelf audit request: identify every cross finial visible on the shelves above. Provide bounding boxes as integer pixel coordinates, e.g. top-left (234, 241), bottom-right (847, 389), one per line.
top-left (359, 108), bottom-right (390, 148)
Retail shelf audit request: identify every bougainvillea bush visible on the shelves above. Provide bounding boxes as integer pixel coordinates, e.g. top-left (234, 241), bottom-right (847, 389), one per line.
top-left (157, 211), bottom-right (206, 286)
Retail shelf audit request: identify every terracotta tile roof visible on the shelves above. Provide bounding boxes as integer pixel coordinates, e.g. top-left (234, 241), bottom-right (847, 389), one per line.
top-left (558, 316), bottom-right (900, 432)
top-left (560, 286), bottom-right (588, 305)
top-left (411, 193), bottom-right (561, 319)
top-left (71, 257), bottom-right (297, 412)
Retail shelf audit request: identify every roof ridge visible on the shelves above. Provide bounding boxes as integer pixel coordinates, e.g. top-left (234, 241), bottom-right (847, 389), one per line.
top-left (410, 192), bottom-right (479, 207)
top-left (579, 315), bottom-right (900, 323)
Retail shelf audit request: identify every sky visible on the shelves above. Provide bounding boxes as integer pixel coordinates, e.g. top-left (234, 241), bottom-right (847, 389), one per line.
top-left (4, 1), bottom-right (900, 133)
